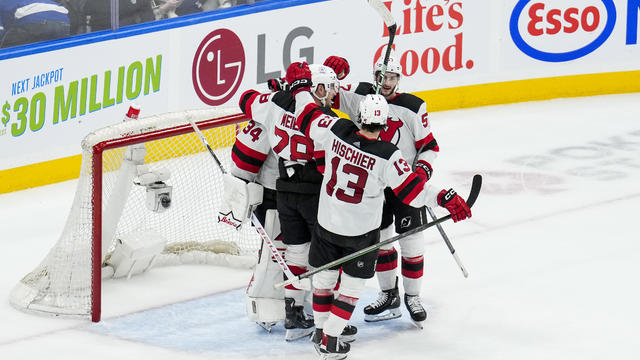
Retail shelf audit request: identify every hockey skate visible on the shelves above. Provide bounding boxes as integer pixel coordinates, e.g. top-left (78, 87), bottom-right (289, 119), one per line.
top-left (404, 294), bottom-right (427, 329)
top-left (312, 324), bottom-right (358, 353)
top-left (363, 278), bottom-right (402, 322)
top-left (317, 332), bottom-right (350, 360)
top-left (339, 324), bottom-right (357, 343)
top-left (284, 297), bottom-right (315, 341)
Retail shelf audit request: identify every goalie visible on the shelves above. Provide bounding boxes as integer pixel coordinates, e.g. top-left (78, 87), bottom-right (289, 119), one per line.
top-left (218, 103), bottom-right (283, 332)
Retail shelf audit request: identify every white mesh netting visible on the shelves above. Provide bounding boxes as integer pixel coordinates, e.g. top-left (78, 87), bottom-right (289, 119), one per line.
top-left (10, 108), bottom-right (260, 319)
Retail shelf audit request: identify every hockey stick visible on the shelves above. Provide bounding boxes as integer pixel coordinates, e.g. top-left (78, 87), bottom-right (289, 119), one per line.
top-left (275, 174), bottom-right (482, 289)
top-left (368, 0), bottom-right (397, 94)
top-left (186, 116), bottom-right (304, 286)
top-left (413, 145), bottom-right (469, 278)
top-left (425, 206), bottom-right (469, 277)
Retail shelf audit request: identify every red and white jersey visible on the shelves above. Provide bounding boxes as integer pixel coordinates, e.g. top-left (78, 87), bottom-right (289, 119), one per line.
top-left (337, 82), bottom-right (439, 168)
top-left (230, 119), bottom-right (278, 190)
top-left (239, 89), bottom-right (316, 166)
top-left (296, 93), bottom-right (441, 237)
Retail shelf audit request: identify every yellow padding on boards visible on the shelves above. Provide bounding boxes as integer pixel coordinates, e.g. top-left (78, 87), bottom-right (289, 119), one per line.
top-left (0, 155), bottom-right (83, 193)
top-left (415, 70), bottom-right (640, 112)
top-left (1, 70), bottom-right (639, 194)
top-left (0, 124), bottom-right (238, 194)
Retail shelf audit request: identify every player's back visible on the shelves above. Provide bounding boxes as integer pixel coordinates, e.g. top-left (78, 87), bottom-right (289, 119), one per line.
top-left (312, 118), bottom-right (409, 237)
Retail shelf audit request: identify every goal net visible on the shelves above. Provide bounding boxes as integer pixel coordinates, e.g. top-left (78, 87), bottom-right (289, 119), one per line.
top-left (9, 107), bottom-right (260, 322)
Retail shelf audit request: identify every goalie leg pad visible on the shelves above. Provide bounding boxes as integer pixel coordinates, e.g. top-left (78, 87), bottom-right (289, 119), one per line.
top-left (246, 209), bottom-right (286, 323)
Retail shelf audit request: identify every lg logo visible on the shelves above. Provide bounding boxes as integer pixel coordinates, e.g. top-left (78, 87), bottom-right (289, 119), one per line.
top-left (192, 29), bottom-right (245, 106)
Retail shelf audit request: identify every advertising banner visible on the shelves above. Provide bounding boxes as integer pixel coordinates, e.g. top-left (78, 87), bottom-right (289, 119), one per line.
top-left (0, 0), bottom-right (638, 177)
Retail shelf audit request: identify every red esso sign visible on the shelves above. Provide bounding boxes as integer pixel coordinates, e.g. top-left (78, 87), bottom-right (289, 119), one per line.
top-left (512, 0), bottom-right (612, 60)
top-left (192, 29), bottom-right (245, 106)
top-left (527, 3), bottom-right (602, 36)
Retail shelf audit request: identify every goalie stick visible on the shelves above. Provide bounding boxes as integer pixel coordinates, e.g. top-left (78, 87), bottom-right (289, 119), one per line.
top-left (275, 174), bottom-right (482, 289)
top-left (185, 115), bottom-right (305, 287)
top-left (368, 0), bottom-right (398, 94)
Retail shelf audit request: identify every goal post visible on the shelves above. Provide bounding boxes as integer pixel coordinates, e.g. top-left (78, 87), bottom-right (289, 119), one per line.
top-left (10, 107), bottom-right (261, 322)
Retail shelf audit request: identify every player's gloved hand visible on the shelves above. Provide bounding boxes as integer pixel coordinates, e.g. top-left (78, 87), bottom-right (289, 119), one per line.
top-left (285, 61), bottom-right (312, 95)
top-left (324, 56), bottom-right (350, 80)
top-left (267, 77), bottom-right (286, 92)
top-left (437, 188), bottom-right (471, 222)
top-left (415, 160), bottom-right (432, 181)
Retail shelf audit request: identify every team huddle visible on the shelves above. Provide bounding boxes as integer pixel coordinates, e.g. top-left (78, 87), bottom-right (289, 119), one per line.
top-left (218, 54), bottom-right (472, 360)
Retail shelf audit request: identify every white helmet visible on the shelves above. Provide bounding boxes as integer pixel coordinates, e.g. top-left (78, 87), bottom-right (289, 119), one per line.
top-left (358, 94), bottom-right (389, 126)
top-left (373, 55), bottom-right (402, 94)
top-left (309, 64), bottom-right (339, 106)
top-left (373, 55), bottom-right (402, 76)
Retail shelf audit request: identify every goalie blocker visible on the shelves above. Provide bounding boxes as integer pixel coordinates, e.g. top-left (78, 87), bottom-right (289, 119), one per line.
top-left (217, 173), bottom-right (264, 229)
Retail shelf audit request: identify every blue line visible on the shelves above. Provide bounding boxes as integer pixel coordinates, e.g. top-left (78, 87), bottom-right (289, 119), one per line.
top-left (0, 0), bottom-right (328, 61)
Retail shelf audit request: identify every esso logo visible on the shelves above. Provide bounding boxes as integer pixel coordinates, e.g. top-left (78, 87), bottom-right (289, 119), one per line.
top-left (510, 0), bottom-right (616, 62)
top-left (192, 29), bottom-right (245, 106)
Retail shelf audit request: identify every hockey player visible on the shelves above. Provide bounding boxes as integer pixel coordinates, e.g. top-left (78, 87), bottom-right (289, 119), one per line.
top-left (236, 63), bottom-right (340, 341)
top-left (325, 54), bottom-right (438, 325)
top-left (286, 61), bottom-right (471, 359)
top-left (228, 116), bottom-right (284, 332)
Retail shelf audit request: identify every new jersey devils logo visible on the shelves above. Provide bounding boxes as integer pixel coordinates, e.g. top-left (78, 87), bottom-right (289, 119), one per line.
top-left (192, 29), bottom-right (245, 106)
top-left (379, 118), bottom-right (402, 145)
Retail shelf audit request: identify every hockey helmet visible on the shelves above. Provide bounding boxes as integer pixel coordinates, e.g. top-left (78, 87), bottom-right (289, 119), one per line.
top-left (373, 55), bottom-right (403, 76)
top-left (358, 94), bottom-right (389, 126)
top-left (309, 64), bottom-right (339, 106)
top-left (373, 55), bottom-right (402, 94)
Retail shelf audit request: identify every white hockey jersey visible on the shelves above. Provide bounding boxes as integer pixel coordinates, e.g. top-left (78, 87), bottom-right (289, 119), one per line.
top-left (296, 93), bottom-right (441, 237)
top-left (239, 89), bottom-right (316, 165)
top-left (337, 82), bottom-right (439, 168)
top-left (230, 119), bottom-right (279, 190)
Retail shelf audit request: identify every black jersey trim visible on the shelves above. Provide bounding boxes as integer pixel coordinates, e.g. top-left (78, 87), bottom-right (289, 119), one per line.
top-left (395, 176), bottom-right (424, 202)
top-left (271, 91), bottom-right (295, 113)
top-left (299, 106), bottom-right (324, 135)
top-left (354, 82), bottom-right (375, 96)
top-left (232, 144), bottom-right (265, 167)
top-left (239, 90), bottom-right (259, 114)
top-left (387, 93), bottom-right (424, 113)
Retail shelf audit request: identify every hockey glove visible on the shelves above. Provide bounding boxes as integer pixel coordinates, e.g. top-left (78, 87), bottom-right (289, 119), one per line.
top-left (324, 56), bottom-right (350, 80)
top-left (437, 188), bottom-right (471, 223)
top-left (285, 62), bottom-right (312, 95)
top-left (267, 77), bottom-right (286, 92)
top-left (415, 160), bottom-right (433, 181)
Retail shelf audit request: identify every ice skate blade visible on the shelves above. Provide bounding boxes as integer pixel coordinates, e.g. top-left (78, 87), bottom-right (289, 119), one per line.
top-left (285, 327), bottom-right (314, 341)
top-left (411, 319), bottom-right (425, 330)
top-left (319, 352), bottom-right (347, 360)
top-left (257, 321), bottom-right (277, 333)
top-left (340, 334), bottom-right (356, 343)
top-left (363, 308), bottom-right (402, 322)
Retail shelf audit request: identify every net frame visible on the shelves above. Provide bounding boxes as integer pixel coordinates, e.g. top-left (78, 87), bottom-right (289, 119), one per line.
top-left (10, 108), bottom-right (257, 322)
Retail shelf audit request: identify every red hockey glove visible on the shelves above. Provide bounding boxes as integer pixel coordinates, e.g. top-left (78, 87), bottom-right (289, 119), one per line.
top-left (324, 56), bottom-right (350, 80)
top-left (437, 189), bottom-right (471, 223)
top-left (285, 62), bottom-right (312, 95)
top-left (267, 77), bottom-right (286, 92)
top-left (415, 160), bottom-right (432, 181)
